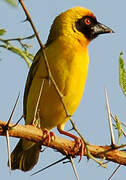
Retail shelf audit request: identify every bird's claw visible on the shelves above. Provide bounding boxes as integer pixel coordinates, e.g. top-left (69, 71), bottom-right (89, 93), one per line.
top-left (72, 137), bottom-right (85, 161)
top-left (42, 129), bottom-right (55, 145)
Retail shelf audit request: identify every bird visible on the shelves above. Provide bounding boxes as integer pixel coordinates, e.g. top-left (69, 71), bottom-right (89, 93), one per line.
top-left (9, 6), bottom-right (113, 171)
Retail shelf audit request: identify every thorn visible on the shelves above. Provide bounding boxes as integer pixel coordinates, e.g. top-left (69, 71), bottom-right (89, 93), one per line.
top-left (105, 88), bottom-right (115, 147)
top-left (68, 127), bottom-right (74, 132)
top-left (6, 130), bottom-right (11, 172)
top-left (11, 114), bottom-right (23, 128)
top-left (3, 92), bottom-right (20, 132)
top-left (63, 160), bottom-right (71, 164)
top-left (31, 156), bottom-right (68, 176)
top-left (7, 92), bottom-right (20, 126)
top-left (3, 93), bottom-right (20, 173)
top-left (33, 79), bottom-right (45, 124)
top-left (108, 164), bottom-right (121, 180)
top-left (2, 92), bottom-right (20, 173)
top-left (69, 156), bottom-right (79, 180)
top-left (21, 18), bottom-right (28, 23)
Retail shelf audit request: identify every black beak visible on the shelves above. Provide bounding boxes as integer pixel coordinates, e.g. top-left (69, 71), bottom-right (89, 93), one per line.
top-left (75, 17), bottom-right (114, 41)
top-left (92, 22), bottom-right (114, 37)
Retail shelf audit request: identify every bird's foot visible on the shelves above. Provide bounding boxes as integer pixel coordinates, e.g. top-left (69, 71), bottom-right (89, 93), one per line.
top-left (42, 129), bottom-right (56, 145)
top-left (57, 128), bottom-right (85, 160)
top-left (72, 136), bottom-right (85, 161)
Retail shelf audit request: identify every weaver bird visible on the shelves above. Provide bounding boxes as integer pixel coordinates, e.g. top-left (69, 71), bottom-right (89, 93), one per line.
top-left (10, 6), bottom-right (113, 171)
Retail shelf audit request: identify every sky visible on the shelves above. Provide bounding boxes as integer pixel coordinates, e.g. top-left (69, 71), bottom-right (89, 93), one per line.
top-left (0, 0), bottom-right (126, 179)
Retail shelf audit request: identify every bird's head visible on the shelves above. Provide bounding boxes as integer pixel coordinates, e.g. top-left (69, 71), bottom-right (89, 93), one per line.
top-left (46, 7), bottom-right (113, 46)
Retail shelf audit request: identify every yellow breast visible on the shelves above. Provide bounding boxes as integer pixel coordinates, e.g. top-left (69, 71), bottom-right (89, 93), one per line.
top-left (25, 37), bottom-right (89, 130)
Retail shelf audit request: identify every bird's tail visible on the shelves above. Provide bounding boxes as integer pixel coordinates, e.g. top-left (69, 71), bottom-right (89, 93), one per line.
top-left (9, 139), bottom-right (41, 171)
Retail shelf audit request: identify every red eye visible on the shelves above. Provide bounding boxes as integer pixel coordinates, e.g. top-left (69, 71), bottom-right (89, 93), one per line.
top-left (84, 18), bottom-right (91, 25)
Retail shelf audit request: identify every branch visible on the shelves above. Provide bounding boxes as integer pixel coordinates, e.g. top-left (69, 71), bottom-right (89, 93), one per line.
top-left (0, 44), bottom-right (32, 68)
top-left (0, 34), bottom-right (35, 68)
top-left (0, 120), bottom-right (126, 165)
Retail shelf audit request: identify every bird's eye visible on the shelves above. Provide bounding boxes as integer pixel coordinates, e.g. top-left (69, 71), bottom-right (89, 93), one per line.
top-left (84, 18), bottom-right (91, 25)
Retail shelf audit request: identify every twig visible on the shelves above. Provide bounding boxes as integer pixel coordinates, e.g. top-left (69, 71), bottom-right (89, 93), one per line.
top-left (0, 34), bottom-right (35, 50)
top-left (0, 34), bottom-right (35, 42)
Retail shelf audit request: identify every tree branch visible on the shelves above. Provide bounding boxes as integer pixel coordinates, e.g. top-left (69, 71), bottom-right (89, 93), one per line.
top-left (0, 120), bottom-right (126, 165)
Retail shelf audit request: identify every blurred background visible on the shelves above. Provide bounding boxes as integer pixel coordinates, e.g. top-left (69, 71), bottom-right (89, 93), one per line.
top-left (0, 0), bottom-right (126, 179)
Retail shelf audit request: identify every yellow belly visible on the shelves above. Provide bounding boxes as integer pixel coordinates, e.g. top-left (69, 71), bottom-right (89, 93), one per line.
top-left (25, 39), bottom-right (89, 130)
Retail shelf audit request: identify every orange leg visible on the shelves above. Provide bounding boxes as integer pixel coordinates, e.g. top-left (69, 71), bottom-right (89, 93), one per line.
top-left (58, 128), bottom-right (84, 160)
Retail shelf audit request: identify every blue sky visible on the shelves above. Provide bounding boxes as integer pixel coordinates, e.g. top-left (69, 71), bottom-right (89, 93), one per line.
top-left (0, 0), bottom-right (126, 179)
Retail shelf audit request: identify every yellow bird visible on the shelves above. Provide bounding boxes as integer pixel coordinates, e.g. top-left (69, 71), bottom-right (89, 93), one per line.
top-left (10, 6), bottom-right (113, 171)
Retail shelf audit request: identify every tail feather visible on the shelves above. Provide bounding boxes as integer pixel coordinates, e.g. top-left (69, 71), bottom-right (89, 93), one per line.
top-left (9, 139), bottom-right (41, 171)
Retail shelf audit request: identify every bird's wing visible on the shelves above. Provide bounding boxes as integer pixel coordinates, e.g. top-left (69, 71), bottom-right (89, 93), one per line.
top-left (23, 49), bottom-right (41, 119)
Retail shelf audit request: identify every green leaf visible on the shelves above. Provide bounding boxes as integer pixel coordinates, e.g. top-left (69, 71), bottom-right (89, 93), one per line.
top-left (114, 115), bottom-right (123, 144)
top-left (0, 44), bottom-right (32, 68)
top-left (0, 29), bottom-right (6, 36)
top-left (5, 0), bottom-right (17, 7)
top-left (119, 52), bottom-right (126, 96)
